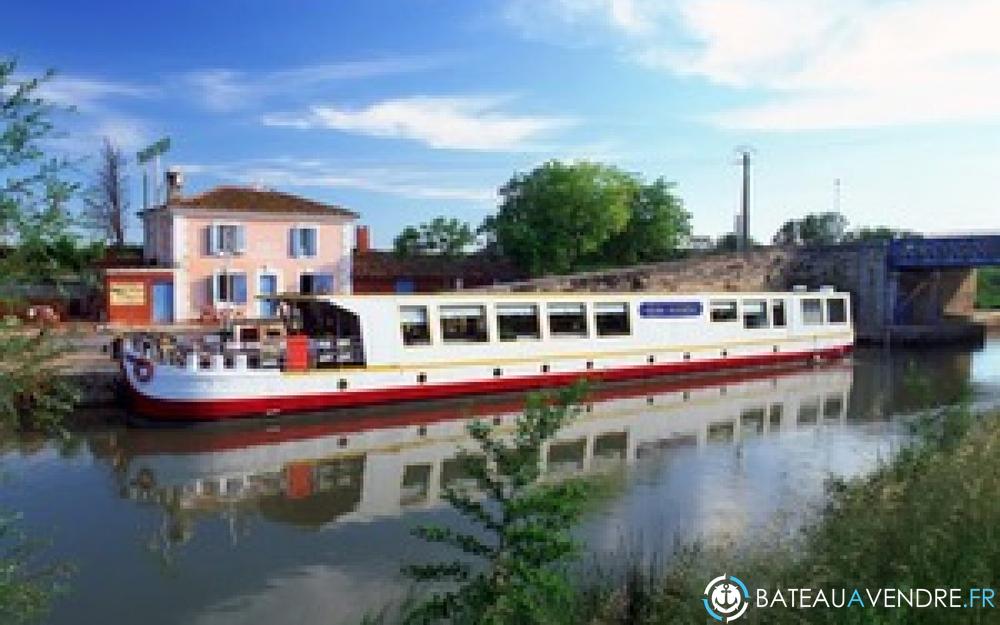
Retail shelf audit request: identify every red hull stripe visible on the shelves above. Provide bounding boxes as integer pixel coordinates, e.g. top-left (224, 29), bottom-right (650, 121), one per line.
top-left (127, 345), bottom-right (852, 422)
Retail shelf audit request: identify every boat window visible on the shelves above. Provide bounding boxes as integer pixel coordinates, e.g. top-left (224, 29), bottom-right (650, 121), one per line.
top-left (771, 299), bottom-right (787, 327)
top-left (400, 306), bottom-right (431, 346)
top-left (827, 298), bottom-right (847, 324)
top-left (801, 298), bottom-right (824, 325)
top-left (496, 304), bottom-right (541, 341)
top-left (742, 299), bottom-right (769, 329)
top-left (709, 300), bottom-right (738, 322)
top-left (595, 302), bottom-right (630, 336)
top-left (439, 305), bottom-right (488, 343)
top-left (548, 302), bottom-right (588, 337)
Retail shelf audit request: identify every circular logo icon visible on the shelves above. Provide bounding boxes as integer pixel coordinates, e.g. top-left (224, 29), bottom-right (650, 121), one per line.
top-left (703, 574), bottom-right (749, 622)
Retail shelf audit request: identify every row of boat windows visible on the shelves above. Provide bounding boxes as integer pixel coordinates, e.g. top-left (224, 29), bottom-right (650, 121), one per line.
top-left (399, 296), bottom-right (847, 345)
top-left (709, 297), bottom-right (848, 329)
top-left (400, 302), bottom-right (631, 345)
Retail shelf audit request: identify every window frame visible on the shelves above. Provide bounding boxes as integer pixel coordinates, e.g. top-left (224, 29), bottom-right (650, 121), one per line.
top-left (289, 225), bottom-right (320, 258)
top-left (826, 297), bottom-right (848, 324)
top-left (741, 298), bottom-right (769, 329)
top-left (546, 302), bottom-right (589, 338)
top-left (439, 304), bottom-right (489, 344)
top-left (801, 298), bottom-right (824, 326)
top-left (594, 302), bottom-right (631, 337)
top-left (209, 222), bottom-right (246, 256)
top-left (496, 303), bottom-right (542, 342)
top-left (213, 270), bottom-right (248, 305)
top-left (709, 299), bottom-right (739, 323)
top-left (400, 305), bottom-right (432, 347)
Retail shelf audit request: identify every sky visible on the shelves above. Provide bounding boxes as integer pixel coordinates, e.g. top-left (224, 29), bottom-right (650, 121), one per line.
top-left (5, 0), bottom-right (1000, 246)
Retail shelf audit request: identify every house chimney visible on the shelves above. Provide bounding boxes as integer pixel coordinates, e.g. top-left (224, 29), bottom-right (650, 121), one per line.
top-left (355, 225), bottom-right (371, 254)
top-left (165, 167), bottom-right (184, 202)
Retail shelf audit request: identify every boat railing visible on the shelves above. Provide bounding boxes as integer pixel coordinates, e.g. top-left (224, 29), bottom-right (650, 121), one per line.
top-left (123, 332), bottom-right (365, 372)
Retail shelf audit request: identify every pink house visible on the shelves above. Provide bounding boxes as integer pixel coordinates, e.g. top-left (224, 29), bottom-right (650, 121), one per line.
top-left (113, 170), bottom-right (357, 324)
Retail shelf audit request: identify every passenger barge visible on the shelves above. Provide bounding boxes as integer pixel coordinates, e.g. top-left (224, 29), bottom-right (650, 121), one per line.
top-left (121, 289), bottom-right (854, 421)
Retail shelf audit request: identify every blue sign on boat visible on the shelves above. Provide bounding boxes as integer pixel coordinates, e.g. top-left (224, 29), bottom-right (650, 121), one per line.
top-left (639, 301), bottom-right (703, 319)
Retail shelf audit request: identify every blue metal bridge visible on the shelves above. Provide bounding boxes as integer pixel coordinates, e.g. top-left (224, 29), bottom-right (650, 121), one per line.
top-left (888, 235), bottom-right (1000, 269)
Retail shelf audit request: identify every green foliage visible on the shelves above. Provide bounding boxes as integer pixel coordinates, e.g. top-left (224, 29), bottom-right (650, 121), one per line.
top-left (599, 179), bottom-right (691, 266)
top-left (0, 510), bottom-right (71, 624)
top-left (394, 217), bottom-right (477, 257)
top-left (772, 212), bottom-right (848, 246)
top-left (403, 383), bottom-right (590, 625)
top-left (0, 328), bottom-right (79, 434)
top-left (976, 266), bottom-right (1000, 309)
top-left (483, 161), bottom-right (637, 275)
top-left (0, 58), bottom-right (81, 434)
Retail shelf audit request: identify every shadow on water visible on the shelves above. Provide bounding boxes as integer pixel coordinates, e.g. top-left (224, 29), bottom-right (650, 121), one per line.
top-left (1, 339), bottom-right (997, 625)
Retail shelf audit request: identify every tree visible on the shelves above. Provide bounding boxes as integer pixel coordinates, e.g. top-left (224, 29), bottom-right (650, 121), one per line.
top-left (483, 161), bottom-right (635, 275)
top-left (0, 58), bottom-right (81, 434)
top-left (773, 212), bottom-right (848, 246)
top-left (394, 217), bottom-right (476, 257)
top-left (600, 178), bottom-right (691, 265)
top-left (403, 383), bottom-right (590, 625)
top-left (84, 137), bottom-right (130, 247)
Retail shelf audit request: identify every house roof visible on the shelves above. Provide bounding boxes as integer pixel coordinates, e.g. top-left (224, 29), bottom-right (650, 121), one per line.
top-left (352, 250), bottom-right (523, 281)
top-left (161, 186), bottom-right (358, 218)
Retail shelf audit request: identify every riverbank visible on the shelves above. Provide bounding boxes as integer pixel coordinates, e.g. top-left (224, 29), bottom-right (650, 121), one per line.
top-left (574, 402), bottom-right (1000, 624)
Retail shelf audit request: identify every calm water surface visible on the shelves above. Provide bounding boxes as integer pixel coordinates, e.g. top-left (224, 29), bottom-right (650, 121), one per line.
top-left (3, 340), bottom-right (999, 625)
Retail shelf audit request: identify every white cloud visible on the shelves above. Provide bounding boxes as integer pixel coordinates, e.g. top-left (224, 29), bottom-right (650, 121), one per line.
top-left (505, 0), bottom-right (1000, 131)
top-left (178, 158), bottom-right (496, 203)
top-left (184, 58), bottom-right (441, 112)
top-left (262, 95), bottom-right (574, 151)
top-left (35, 74), bottom-right (153, 112)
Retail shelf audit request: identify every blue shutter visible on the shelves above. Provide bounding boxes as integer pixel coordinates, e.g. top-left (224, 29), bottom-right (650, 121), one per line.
top-left (206, 226), bottom-right (215, 256)
top-left (235, 225), bottom-right (247, 254)
top-left (305, 228), bottom-right (317, 256)
top-left (290, 228), bottom-right (301, 258)
top-left (233, 274), bottom-right (248, 304)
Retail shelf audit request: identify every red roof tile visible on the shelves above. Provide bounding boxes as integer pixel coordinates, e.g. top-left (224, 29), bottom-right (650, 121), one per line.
top-left (165, 186), bottom-right (358, 218)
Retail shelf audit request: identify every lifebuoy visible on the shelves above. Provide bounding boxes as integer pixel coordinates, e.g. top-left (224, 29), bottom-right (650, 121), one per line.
top-left (134, 358), bottom-right (155, 383)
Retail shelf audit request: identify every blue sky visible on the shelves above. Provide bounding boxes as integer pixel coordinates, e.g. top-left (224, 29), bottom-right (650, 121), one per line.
top-left (6, 0), bottom-right (1000, 246)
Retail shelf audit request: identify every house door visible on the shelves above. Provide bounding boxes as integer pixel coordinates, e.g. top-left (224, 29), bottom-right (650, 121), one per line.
top-left (259, 274), bottom-right (278, 317)
top-left (152, 281), bottom-right (174, 324)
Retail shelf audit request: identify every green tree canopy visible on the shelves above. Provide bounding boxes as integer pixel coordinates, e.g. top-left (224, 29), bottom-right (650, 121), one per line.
top-left (483, 161), bottom-right (688, 275)
top-left (394, 217), bottom-right (476, 257)
top-left (773, 212), bottom-right (848, 246)
top-left (600, 178), bottom-right (691, 266)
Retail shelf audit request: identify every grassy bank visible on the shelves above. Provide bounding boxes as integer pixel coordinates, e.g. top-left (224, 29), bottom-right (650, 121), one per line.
top-left (579, 403), bottom-right (1000, 625)
top-left (978, 267), bottom-right (1000, 310)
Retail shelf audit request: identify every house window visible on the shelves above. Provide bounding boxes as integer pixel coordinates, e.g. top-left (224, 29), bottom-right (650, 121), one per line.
top-left (772, 299), bottom-right (787, 327)
top-left (548, 303), bottom-right (588, 337)
top-left (439, 305), bottom-right (488, 343)
top-left (299, 273), bottom-right (335, 295)
top-left (289, 227), bottom-right (318, 258)
top-left (497, 304), bottom-right (540, 341)
top-left (742, 299), bottom-right (769, 329)
top-left (208, 224), bottom-right (246, 255)
top-left (801, 298), bottom-right (824, 325)
top-left (594, 302), bottom-right (630, 336)
top-left (214, 272), bottom-right (248, 305)
top-left (400, 306), bottom-right (431, 346)
top-left (710, 300), bottom-right (738, 322)
top-left (827, 298), bottom-right (847, 324)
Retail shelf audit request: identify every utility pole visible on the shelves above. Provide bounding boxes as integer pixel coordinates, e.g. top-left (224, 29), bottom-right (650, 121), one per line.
top-left (735, 146), bottom-right (754, 253)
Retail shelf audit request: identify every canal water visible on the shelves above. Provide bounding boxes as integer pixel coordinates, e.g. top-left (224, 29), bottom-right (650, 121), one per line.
top-left (2, 341), bottom-right (999, 625)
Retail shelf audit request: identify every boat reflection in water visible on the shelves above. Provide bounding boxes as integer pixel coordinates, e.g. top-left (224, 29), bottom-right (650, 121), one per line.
top-left (111, 362), bottom-right (853, 548)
